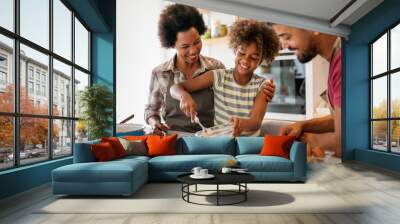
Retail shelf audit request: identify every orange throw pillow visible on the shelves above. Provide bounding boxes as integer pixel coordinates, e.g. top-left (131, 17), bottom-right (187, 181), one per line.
top-left (101, 137), bottom-right (127, 158)
top-left (260, 135), bottom-right (296, 159)
top-left (146, 134), bottom-right (177, 157)
top-left (91, 142), bottom-right (117, 161)
top-left (123, 135), bottom-right (148, 141)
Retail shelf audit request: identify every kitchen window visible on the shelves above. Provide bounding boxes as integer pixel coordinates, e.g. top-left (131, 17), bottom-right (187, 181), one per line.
top-left (256, 51), bottom-right (306, 115)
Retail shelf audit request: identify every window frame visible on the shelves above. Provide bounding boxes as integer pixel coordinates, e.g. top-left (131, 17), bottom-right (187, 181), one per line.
top-left (0, 0), bottom-right (92, 171)
top-left (370, 20), bottom-right (400, 154)
top-left (0, 70), bottom-right (7, 85)
top-left (0, 53), bottom-right (8, 89)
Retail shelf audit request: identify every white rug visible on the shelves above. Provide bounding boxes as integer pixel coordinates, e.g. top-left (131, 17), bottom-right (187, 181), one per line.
top-left (38, 183), bottom-right (361, 214)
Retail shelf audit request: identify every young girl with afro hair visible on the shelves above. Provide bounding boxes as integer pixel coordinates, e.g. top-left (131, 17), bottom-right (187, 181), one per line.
top-left (170, 19), bottom-right (280, 136)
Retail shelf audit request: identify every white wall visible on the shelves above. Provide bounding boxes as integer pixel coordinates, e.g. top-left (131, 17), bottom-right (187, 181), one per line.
top-left (116, 0), bottom-right (166, 124)
top-left (201, 11), bottom-right (236, 68)
top-left (116, 2), bottom-right (235, 125)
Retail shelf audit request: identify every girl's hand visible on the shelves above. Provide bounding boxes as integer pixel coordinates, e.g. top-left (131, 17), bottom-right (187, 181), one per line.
top-left (262, 79), bottom-right (275, 102)
top-left (179, 93), bottom-right (197, 122)
top-left (230, 117), bottom-right (244, 137)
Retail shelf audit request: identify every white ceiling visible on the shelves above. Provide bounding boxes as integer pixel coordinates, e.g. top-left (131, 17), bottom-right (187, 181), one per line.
top-left (224, 0), bottom-right (352, 24)
top-left (170, 0), bottom-right (384, 38)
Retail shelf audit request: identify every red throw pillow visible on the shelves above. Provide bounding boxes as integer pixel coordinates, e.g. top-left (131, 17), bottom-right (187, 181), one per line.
top-left (123, 135), bottom-right (148, 141)
top-left (91, 142), bottom-right (117, 161)
top-left (260, 135), bottom-right (296, 159)
top-left (146, 134), bottom-right (177, 157)
top-left (101, 137), bottom-right (127, 158)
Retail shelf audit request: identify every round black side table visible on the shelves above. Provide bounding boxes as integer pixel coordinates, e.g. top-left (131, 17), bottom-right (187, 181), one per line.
top-left (177, 173), bottom-right (255, 206)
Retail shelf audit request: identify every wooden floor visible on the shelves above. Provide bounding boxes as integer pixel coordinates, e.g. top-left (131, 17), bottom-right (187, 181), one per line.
top-left (1, 158), bottom-right (400, 224)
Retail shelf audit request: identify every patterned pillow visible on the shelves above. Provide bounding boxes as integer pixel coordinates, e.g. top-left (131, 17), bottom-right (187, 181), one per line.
top-left (118, 137), bottom-right (147, 156)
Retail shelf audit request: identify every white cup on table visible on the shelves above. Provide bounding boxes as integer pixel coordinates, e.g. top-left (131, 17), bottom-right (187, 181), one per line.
top-left (191, 167), bottom-right (202, 176)
top-left (200, 169), bottom-right (208, 176)
top-left (221, 167), bottom-right (232, 174)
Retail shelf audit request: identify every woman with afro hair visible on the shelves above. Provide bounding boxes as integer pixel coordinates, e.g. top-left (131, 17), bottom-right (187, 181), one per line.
top-left (145, 4), bottom-right (275, 135)
top-left (170, 19), bottom-right (280, 136)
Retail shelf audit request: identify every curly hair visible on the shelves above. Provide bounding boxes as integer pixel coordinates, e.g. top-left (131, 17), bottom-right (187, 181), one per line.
top-left (229, 19), bottom-right (279, 64)
top-left (158, 4), bottom-right (206, 48)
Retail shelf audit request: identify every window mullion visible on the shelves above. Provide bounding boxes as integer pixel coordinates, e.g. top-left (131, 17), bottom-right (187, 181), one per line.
top-left (370, 45), bottom-right (373, 149)
top-left (387, 29), bottom-right (391, 152)
top-left (71, 10), bottom-right (76, 155)
top-left (13, 0), bottom-right (20, 167)
top-left (48, 0), bottom-right (54, 160)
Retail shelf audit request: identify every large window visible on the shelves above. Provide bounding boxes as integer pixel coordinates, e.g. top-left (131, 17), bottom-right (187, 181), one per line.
top-left (371, 23), bottom-right (400, 153)
top-left (0, 0), bottom-right (91, 171)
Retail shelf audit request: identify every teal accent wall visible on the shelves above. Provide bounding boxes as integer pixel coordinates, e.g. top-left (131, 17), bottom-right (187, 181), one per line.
top-left (344, 0), bottom-right (400, 171)
top-left (91, 32), bottom-right (115, 135)
top-left (0, 0), bottom-right (116, 200)
top-left (355, 149), bottom-right (400, 172)
top-left (91, 0), bottom-right (116, 135)
top-left (66, 0), bottom-right (110, 32)
top-left (0, 158), bottom-right (72, 199)
top-left (92, 33), bottom-right (114, 87)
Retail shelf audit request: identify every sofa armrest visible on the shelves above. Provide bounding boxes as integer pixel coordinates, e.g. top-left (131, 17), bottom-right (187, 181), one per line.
top-left (73, 140), bottom-right (100, 163)
top-left (289, 141), bottom-right (307, 181)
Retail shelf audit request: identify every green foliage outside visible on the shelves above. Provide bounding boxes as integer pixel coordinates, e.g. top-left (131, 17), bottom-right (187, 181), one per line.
top-left (372, 99), bottom-right (400, 141)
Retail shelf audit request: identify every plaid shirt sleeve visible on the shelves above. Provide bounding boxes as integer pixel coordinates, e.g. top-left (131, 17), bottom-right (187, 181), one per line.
top-left (216, 60), bottom-right (226, 70)
top-left (144, 69), bottom-right (164, 124)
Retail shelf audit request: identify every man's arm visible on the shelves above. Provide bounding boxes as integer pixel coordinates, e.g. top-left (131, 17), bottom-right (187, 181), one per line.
top-left (279, 114), bottom-right (335, 138)
top-left (333, 107), bottom-right (341, 156)
top-left (301, 115), bottom-right (335, 133)
top-left (299, 107), bottom-right (341, 156)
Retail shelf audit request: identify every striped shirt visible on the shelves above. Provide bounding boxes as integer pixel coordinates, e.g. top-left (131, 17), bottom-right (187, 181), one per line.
top-left (212, 69), bottom-right (266, 135)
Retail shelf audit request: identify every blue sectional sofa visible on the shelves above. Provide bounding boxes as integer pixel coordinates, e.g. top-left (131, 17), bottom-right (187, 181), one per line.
top-left (52, 136), bottom-right (306, 196)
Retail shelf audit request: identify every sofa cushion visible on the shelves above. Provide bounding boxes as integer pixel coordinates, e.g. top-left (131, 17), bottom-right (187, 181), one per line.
top-left (178, 137), bottom-right (235, 155)
top-left (123, 135), bottom-right (148, 141)
top-left (52, 159), bottom-right (147, 183)
top-left (91, 142), bottom-right (118, 161)
top-left (119, 138), bottom-right (147, 156)
top-left (101, 137), bottom-right (127, 158)
top-left (147, 134), bottom-right (177, 157)
top-left (236, 155), bottom-right (293, 172)
top-left (115, 155), bottom-right (150, 163)
top-left (148, 154), bottom-right (235, 172)
top-left (236, 137), bottom-right (263, 155)
top-left (74, 140), bottom-right (101, 163)
top-left (260, 135), bottom-right (296, 159)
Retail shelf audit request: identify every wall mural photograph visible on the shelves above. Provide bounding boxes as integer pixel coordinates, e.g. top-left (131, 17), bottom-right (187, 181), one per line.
top-left (116, 1), bottom-right (342, 164)
top-left (3, 1), bottom-right (400, 223)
